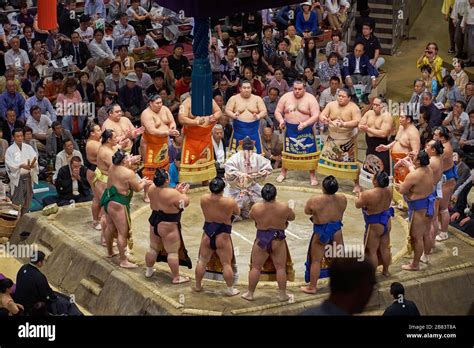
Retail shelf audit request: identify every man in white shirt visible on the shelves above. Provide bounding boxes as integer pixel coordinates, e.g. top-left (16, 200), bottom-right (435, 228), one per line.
top-left (320, 76), bottom-right (340, 109)
top-left (212, 124), bottom-right (226, 177)
top-left (82, 58), bottom-right (106, 85)
top-left (25, 106), bottom-right (52, 152)
top-left (4, 36), bottom-right (30, 77)
top-left (53, 139), bottom-right (83, 182)
top-left (75, 15), bottom-right (94, 45)
top-left (5, 128), bottom-right (38, 215)
top-left (128, 28), bottom-right (158, 61)
top-left (89, 29), bottom-right (115, 68)
top-left (133, 62), bottom-right (153, 91)
top-left (113, 13), bottom-right (136, 48)
top-left (461, 0), bottom-right (474, 66)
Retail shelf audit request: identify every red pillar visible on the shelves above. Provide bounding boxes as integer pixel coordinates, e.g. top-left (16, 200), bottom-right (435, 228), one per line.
top-left (37, 0), bottom-right (57, 31)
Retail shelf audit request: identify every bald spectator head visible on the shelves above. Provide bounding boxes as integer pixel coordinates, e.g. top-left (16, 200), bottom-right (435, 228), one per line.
top-left (354, 43), bottom-right (365, 57)
top-left (6, 80), bottom-right (16, 94)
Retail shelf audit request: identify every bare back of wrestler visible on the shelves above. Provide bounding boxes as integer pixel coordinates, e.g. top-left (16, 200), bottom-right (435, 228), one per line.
top-left (275, 82), bottom-right (320, 185)
top-left (433, 127), bottom-right (455, 242)
top-left (355, 172), bottom-right (393, 276)
top-left (193, 178), bottom-right (241, 296)
top-left (104, 154), bottom-right (150, 268)
top-left (301, 176), bottom-right (347, 294)
top-left (145, 172), bottom-right (190, 284)
top-left (241, 184), bottom-right (295, 302)
top-left (398, 152), bottom-right (434, 271)
top-left (86, 124), bottom-right (102, 230)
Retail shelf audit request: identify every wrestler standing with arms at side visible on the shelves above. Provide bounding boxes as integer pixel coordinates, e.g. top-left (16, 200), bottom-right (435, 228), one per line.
top-left (242, 184), bottom-right (295, 302)
top-left (194, 177), bottom-right (241, 296)
top-left (85, 123), bottom-right (103, 231)
top-left (301, 176), bottom-right (347, 294)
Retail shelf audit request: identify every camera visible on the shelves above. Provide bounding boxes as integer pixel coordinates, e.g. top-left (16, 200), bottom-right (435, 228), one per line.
top-left (277, 50), bottom-right (287, 58)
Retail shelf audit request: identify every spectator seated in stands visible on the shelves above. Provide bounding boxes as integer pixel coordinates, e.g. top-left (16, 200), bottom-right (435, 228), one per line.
top-left (326, 0), bottom-right (350, 32)
top-left (4, 36), bottom-right (30, 78)
top-left (157, 56), bottom-right (177, 94)
top-left (159, 88), bottom-right (179, 115)
top-left (420, 64), bottom-right (439, 97)
top-left (112, 12), bottom-right (136, 49)
top-left (443, 100), bottom-right (469, 149)
top-left (240, 66), bottom-right (265, 97)
top-left (0, 80), bottom-right (26, 124)
top-left (23, 126), bottom-right (39, 155)
top-left (285, 24), bottom-right (303, 58)
top-left (262, 126), bottom-right (282, 169)
top-left (174, 68), bottom-right (192, 101)
top-left (77, 72), bottom-right (94, 103)
top-left (84, 0), bottom-right (106, 21)
top-left (127, 0), bottom-right (152, 29)
top-left (212, 78), bottom-right (233, 106)
top-left (1, 109), bottom-right (23, 145)
top-left (118, 72), bottom-right (145, 123)
top-left (0, 69), bottom-right (26, 97)
top-left (134, 62), bottom-right (153, 91)
top-left (0, 278), bottom-right (24, 316)
top-left (383, 282), bottom-right (420, 316)
top-left (269, 39), bottom-right (299, 85)
top-left (275, 5), bottom-right (300, 32)
top-left (296, 1), bottom-right (322, 38)
top-left (25, 85), bottom-right (57, 123)
top-left (97, 94), bottom-right (114, 126)
top-left (129, 28), bottom-right (158, 62)
top-left (303, 66), bottom-right (321, 97)
top-left (218, 115), bottom-right (233, 149)
top-left (52, 139), bottom-right (83, 182)
top-left (88, 29), bottom-right (115, 69)
top-left (296, 37), bottom-right (319, 75)
top-left (44, 155), bottom-right (92, 206)
top-left (241, 11), bottom-right (262, 45)
top-left (342, 43), bottom-right (379, 105)
top-left (44, 72), bottom-right (64, 105)
top-left (267, 68), bottom-right (290, 96)
top-left (63, 31), bottom-right (92, 71)
top-left (212, 124), bottom-right (226, 178)
top-left (355, 22), bottom-right (385, 69)
top-left (116, 45), bottom-right (136, 76)
top-left (25, 105), bottom-right (52, 152)
top-left (420, 91), bottom-right (443, 129)
top-left (220, 45), bottom-right (242, 92)
top-left (82, 58), bottom-right (106, 85)
top-left (263, 87), bottom-right (280, 127)
top-left (21, 67), bottom-right (43, 99)
top-left (318, 52), bottom-right (342, 89)
top-left (436, 75), bottom-right (463, 112)
top-left (167, 43), bottom-right (190, 80)
top-left (14, 251), bottom-right (83, 316)
top-left (466, 83), bottom-right (474, 114)
top-left (105, 61), bottom-right (126, 98)
top-left (460, 111), bottom-right (474, 160)
top-left (325, 30), bottom-right (347, 63)
top-left (450, 59), bottom-right (469, 97)
top-left (450, 165), bottom-right (474, 237)
top-left (320, 76), bottom-right (341, 109)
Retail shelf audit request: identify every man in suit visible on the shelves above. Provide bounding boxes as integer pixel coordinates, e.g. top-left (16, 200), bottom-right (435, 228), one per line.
top-left (14, 251), bottom-right (83, 315)
top-left (43, 156), bottom-right (92, 206)
top-left (212, 79), bottom-right (233, 106)
top-left (19, 26), bottom-right (35, 52)
top-left (63, 32), bottom-right (92, 70)
top-left (1, 108), bottom-right (23, 144)
top-left (342, 43), bottom-right (379, 104)
top-left (408, 79), bottom-right (426, 121)
top-left (46, 121), bottom-right (78, 159)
